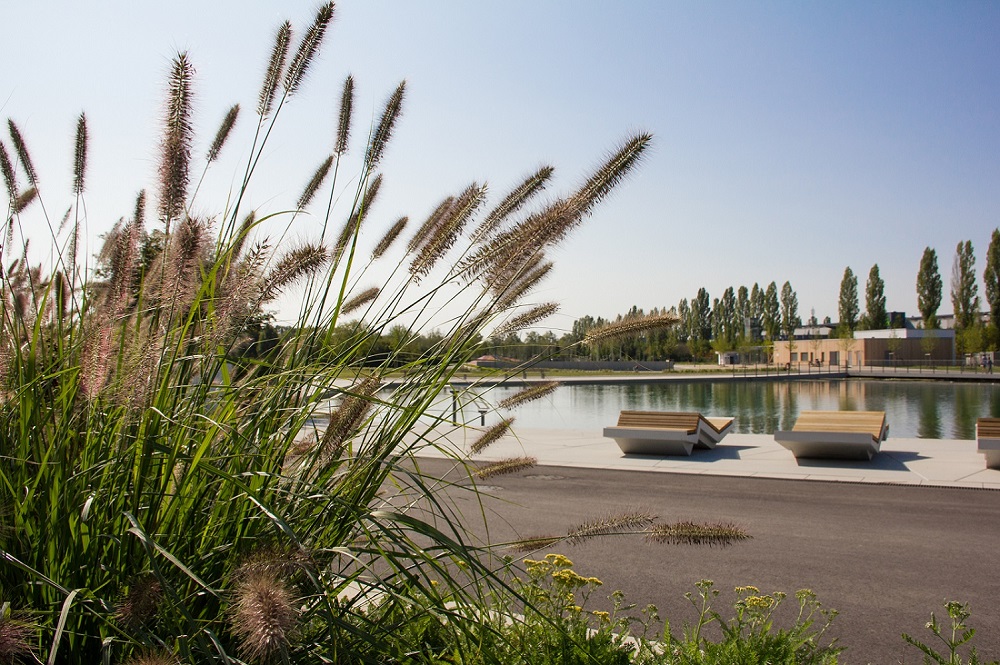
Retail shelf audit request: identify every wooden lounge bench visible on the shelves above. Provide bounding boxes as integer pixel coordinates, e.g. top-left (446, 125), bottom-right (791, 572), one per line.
top-left (603, 410), bottom-right (735, 456)
top-left (977, 418), bottom-right (1000, 469)
top-left (774, 410), bottom-right (888, 460)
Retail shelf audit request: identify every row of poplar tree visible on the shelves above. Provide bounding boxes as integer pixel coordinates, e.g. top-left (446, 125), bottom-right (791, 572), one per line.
top-left (482, 229), bottom-right (1000, 362)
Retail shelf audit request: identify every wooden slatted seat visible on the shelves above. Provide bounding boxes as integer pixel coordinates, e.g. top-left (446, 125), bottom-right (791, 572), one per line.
top-left (977, 418), bottom-right (1000, 469)
top-left (775, 410), bottom-right (888, 461)
top-left (604, 410), bottom-right (734, 456)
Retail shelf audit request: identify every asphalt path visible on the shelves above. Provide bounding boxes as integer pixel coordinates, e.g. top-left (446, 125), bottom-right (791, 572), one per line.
top-left (413, 458), bottom-right (1000, 664)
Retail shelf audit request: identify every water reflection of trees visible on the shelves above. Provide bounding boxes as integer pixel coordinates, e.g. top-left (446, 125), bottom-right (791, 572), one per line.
top-left (484, 379), bottom-right (999, 439)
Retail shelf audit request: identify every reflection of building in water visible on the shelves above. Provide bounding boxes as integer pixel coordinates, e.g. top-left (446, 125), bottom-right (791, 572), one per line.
top-left (773, 328), bottom-right (954, 367)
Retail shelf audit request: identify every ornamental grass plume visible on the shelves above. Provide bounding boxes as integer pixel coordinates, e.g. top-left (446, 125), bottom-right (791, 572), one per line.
top-left (469, 417), bottom-right (514, 455)
top-left (230, 571), bottom-right (299, 662)
top-left (371, 215), bottom-right (407, 259)
top-left (584, 311), bottom-right (679, 345)
top-left (566, 511), bottom-right (657, 545)
top-left (473, 456), bottom-right (537, 480)
top-left (334, 75), bottom-right (354, 155)
top-left (646, 521), bottom-right (752, 547)
top-left (258, 22), bottom-right (291, 118)
top-left (158, 52), bottom-right (194, 229)
top-left (206, 104), bottom-right (240, 163)
top-left (72, 112), bottom-right (88, 195)
top-left (493, 302), bottom-right (559, 337)
top-left (0, 610), bottom-right (34, 664)
top-left (498, 381), bottom-right (560, 409)
top-left (340, 286), bottom-right (379, 315)
top-left (0, 9), bottom-right (659, 662)
top-left (364, 80), bottom-right (405, 170)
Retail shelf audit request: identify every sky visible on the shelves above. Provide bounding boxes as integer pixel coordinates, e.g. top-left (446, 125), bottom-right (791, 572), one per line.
top-left (3, 1), bottom-right (999, 334)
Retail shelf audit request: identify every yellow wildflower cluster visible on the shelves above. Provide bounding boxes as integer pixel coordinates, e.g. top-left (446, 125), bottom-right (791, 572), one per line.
top-left (552, 568), bottom-right (602, 589)
top-left (741, 595), bottom-right (776, 611)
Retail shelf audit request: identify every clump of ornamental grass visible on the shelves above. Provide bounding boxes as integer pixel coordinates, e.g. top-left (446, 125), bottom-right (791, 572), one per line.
top-left (0, 6), bottom-right (660, 663)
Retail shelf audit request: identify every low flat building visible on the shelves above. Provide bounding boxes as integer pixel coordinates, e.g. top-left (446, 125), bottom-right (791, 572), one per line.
top-left (772, 328), bottom-right (955, 367)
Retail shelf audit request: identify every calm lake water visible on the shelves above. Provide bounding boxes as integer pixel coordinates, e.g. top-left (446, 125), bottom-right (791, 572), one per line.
top-left (463, 379), bottom-right (1000, 440)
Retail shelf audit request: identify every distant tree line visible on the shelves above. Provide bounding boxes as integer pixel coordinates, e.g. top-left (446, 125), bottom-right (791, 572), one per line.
top-left (261, 230), bottom-right (1000, 365)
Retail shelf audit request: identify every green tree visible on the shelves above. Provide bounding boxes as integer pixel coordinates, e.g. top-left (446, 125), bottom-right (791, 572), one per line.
top-left (864, 264), bottom-right (887, 330)
top-left (984, 228), bottom-right (1000, 342)
top-left (916, 247), bottom-right (942, 329)
top-left (837, 266), bottom-right (859, 333)
top-left (762, 281), bottom-right (780, 341)
top-left (736, 285), bottom-right (749, 337)
top-left (779, 281), bottom-right (800, 340)
top-left (676, 298), bottom-right (690, 343)
top-left (951, 240), bottom-right (979, 330)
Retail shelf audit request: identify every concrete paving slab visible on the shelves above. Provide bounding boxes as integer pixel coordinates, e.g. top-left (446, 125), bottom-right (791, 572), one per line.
top-left (412, 424), bottom-right (1000, 489)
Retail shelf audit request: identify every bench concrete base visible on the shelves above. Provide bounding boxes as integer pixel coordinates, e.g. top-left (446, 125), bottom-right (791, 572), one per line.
top-left (603, 427), bottom-right (696, 456)
top-left (979, 437), bottom-right (1000, 469)
top-left (774, 430), bottom-right (880, 461)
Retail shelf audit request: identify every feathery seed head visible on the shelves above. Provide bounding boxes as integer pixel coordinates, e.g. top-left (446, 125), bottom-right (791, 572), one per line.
top-left (372, 215), bottom-right (407, 259)
top-left (335, 74), bottom-right (354, 155)
top-left (494, 260), bottom-right (553, 310)
top-left (7, 120), bottom-right (38, 186)
top-left (0, 141), bottom-right (17, 201)
top-left (409, 182), bottom-right (486, 278)
top-left (158, 52), bottom-right (195, 228)
top-left (584, 312), bottom-right (678, 345)
top-left (472, 165), bottom-right (555, 242)
top-left (0, 610), bottom-right (35, 664)
top-left (365, 80), bottom-right (405, 170)
top-left (567, 511), bottom-right (657, 545)
top-left (207, 104), bottom-right (240, 162)
top-left (12, 187), bottom-right (37, 215)
top-left (340, 286), bottom-right (379, 315)
top-left (73, 112), bottom-right (88, 194)
top-left (335, 173), bottom-right (382, 252)
top-left (497, 381), bottom-right (560, 410)
top-left (473, 456), bottom-right (536, 480)
top-left (115, 574), bottom-right (164, 629)
top-left (646, 521), bottom-right (751, 547)
top-left (469, 417), bottom-right (514, 455)
top-left (133, 190), bottom-right (146, 229)
top-left (297, 154), bottom-right (333, 209)
top-left (493, 303), bottom-right (559, 337)
top-left (572, 132), bottom-right (652, 219)
top-left (319, 375), bottom-right (381, 461)
top-left (260, 243), bottom-right (329, 303)
top-left (283, 2), bottom-right (335, 96)
top-left (231, 571), bottom-right (298, 662)
top-left (407, 196), bottom-right (454, 254)
top-left (258, 22), bottom-right (292, 117)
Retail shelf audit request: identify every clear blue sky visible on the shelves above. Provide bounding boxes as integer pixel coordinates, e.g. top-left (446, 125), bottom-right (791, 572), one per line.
top-left (4, 2), bottom-right (999, 331)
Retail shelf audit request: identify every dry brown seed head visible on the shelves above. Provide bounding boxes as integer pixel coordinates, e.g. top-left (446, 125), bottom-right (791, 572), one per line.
top-left (497, 381), bottom-right (560, 410)
top-left (583, 312), bottom-right (678, 345)
top-left (259, 22), bottom-right (292, 117)
top-left (365, 80), bottom-right (406, 170)
top-left (372, 216), bottom-right (408, 260)
top-left (231, 571), bottom-right (298, 661)
top-left (158, 52), bottom-right (195, 228)
top-left (283, 2), bottom-right (335, 96)
top-left (73, 112), bottom-right (88, 195)
top-left (7, 120), bottom-right (38, 186)
top-left (341, 286), bottom-right (379, 315)
top-left (335, 74), bottom-right (354, 155)
top-left (493, 302), bottom-right (559, 337)
top-left (297, 154), bottom-right (333, 209)
top-left (473, 456), bottom-right (536, 480)
top-left (472, 165), bottom-right (554, 243)
top-left (469, 417), bottom-right (514, 455)
top-left (207, 104), bottom-right (240, 163)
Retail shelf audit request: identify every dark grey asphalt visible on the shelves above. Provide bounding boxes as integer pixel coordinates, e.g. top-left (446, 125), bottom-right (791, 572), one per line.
top-left (414, 458), bottom-right (1000, 664)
